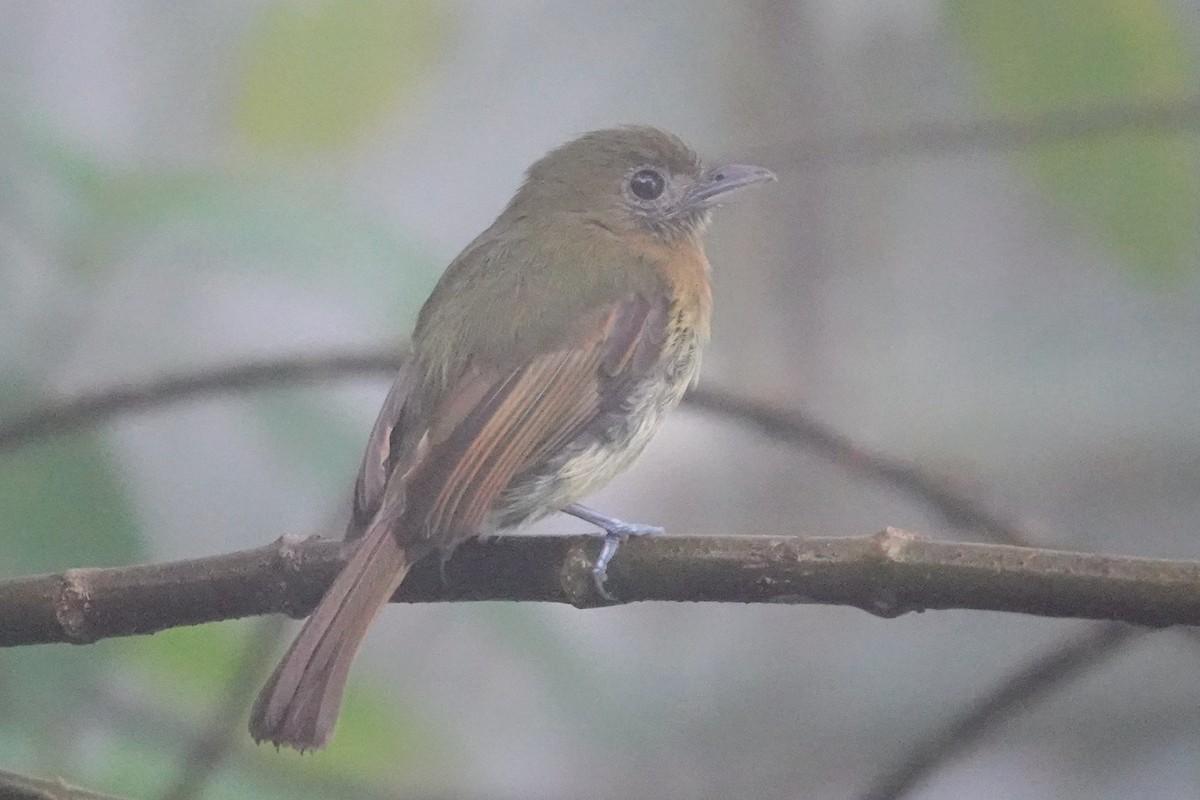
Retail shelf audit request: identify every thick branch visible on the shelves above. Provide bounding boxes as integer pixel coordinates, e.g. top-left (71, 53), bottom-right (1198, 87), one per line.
top-left (2, 529), bottom-right (1198, 647)
top-left (0, 353), bottom-right (1181, 800)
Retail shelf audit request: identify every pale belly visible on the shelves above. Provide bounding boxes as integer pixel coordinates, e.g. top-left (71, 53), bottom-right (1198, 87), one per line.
top-left (490, 333), bottom-right (701, 531)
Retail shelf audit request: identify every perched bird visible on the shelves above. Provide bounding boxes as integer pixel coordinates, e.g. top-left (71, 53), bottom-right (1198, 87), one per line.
top-left (249, 126), bottom-right (774, 750)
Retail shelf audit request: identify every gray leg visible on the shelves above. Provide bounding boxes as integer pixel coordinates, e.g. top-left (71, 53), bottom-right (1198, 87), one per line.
top-left (562, 503), bottom-right (663, 599)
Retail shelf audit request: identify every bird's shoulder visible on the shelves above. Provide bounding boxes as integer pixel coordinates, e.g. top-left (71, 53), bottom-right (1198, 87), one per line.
top-left (412, 216), bottom-right (690, 375)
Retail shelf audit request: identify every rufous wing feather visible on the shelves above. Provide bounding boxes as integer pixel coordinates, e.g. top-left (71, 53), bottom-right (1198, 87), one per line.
top-left (403, 293), bottom-right (666, 544)
top-left (248, 509), bottom-right (415, 750)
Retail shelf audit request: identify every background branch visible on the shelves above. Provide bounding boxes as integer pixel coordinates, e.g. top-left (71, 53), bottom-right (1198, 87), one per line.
top-left (0, 350), bottom-right (403, 452)
top-left (0, 350), bottom-right (1029, 544)
top-left (684, 389), bottom-right (1031, 545)
top-left (0, 767), bottom-right (131, 800)
top-left (157, 617), bottom-right (287, 800)
top-left (858, 623), bottom-right (1143, 800)
top-left (1, 529), bottom-right (1197, 648)
top-left (759, 94), bottom-right (1200, 166)
top-left (0, 350), bottom-right (1180, 799)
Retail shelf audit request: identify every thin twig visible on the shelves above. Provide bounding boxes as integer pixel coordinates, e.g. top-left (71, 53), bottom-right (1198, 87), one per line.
top-left (684, 388), bottom-right (1031, 545)
top-left (96, 679), bottom-right (493, 800)
top-left (858, 623), bottom-right (1143, 800)
top-left (0, 349), bottom-right (403, 452)
top-left (0, 350), bottom-right (1030, 546)
top-left (157, 617), bottom-right (287, 800)
top-left (0, 767), bottom-right (131, 800)
top-left (760, 94), bottom-right (1200, 167)
top-left (1, 529), bottom-right (1198, 648)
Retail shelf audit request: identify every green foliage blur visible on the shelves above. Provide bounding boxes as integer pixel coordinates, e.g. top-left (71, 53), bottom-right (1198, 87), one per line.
top-left (945, 0), bottom-right (1199, 282)
top-left (0, 3), bottom-right (449, 797)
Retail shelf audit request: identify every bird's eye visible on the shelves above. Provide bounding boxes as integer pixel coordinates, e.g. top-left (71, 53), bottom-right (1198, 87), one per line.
top-left (629, 168), bottom-right (666, 201)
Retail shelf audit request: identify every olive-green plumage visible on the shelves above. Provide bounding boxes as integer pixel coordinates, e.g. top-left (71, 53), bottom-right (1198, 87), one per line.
top-left (414, 127), bottom-right (704, 378)
top-left (249, 126), bottom-right (774, 751)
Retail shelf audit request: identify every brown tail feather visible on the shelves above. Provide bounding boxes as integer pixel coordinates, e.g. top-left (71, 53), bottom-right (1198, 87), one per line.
top-left (249, 519), bottom-right (413, 751)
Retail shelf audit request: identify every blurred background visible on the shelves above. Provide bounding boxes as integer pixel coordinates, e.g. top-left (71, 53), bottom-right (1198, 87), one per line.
top-left (2, 2), bottom-right (1199, 798)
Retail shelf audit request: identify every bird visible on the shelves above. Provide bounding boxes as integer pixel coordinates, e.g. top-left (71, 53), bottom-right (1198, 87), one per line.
top-left (249, 126), bottom-right (775, 751)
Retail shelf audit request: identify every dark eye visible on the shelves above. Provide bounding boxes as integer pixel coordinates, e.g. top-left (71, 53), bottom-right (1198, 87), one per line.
top-left (629, 168), bottom-right (665, 201)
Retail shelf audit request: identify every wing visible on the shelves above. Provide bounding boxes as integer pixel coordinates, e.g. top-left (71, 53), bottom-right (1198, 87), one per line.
top-left (387, 290), bottom-right (670, 549)
top-left (344, 356), bottom-right (414, 541)
top-left (253, 294), bottom-right (669, 751)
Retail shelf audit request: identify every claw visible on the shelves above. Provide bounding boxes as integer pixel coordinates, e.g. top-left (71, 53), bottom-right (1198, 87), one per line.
top-left (591, 535), bottom-right (620, 601)
top-left (563, 503), bottom-right (662, 601)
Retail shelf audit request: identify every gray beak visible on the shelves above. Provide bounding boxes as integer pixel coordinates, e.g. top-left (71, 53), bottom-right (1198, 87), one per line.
top-left (688, 164), bottom-right (776, 207)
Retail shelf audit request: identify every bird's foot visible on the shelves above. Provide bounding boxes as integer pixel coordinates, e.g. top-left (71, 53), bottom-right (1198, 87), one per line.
top-left (562, 503), bottom-right (663, 601)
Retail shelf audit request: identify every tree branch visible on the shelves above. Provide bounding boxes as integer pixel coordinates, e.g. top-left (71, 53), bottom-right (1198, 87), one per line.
top-left (0, 350), bottom-right (1182, 799)
top-left (0, 350), bottom-right (403, 452)
top-left (684, 389), bottom-right (1032, 545)
top-left (157, 618), bottom-right (287, 800)
top-left (763, 94), bottom-right (1200, 166)
top-left (3, 95), bottom-right (1194, 795)
top-left (0, 350), bottom-right (1032, 545)
top-left (0, 767), bottom-right (130, 800)
top-left (1, 529), bottom-right (1197, 648)
top-left (858, 623), bottom-right (1143, 800)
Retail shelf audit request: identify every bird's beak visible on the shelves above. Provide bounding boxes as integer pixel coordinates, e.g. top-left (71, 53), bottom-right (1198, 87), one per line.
top-left (687, 164), bottom-right (776, 208)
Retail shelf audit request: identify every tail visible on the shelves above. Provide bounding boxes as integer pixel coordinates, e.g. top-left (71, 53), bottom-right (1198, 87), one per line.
top-left (249, 519), bottom-right (413, 751)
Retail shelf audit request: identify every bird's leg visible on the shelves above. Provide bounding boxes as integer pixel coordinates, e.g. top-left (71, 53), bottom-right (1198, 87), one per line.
top-left (561, 503), bottom-right (663, 600)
